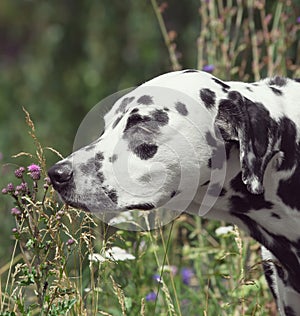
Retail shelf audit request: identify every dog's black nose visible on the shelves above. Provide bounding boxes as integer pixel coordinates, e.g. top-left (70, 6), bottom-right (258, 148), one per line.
top-left (48, 162), bottom-right (73, 187)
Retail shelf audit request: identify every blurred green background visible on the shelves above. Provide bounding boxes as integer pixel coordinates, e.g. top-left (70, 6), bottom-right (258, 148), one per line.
top-left (0, 0), bottom-right (299, 265)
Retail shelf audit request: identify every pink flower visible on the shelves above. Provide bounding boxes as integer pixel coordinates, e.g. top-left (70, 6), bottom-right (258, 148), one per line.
top-left (27, 164), bottom-right (41, 173)
top-left (11, 207), bottom-right (21, 216)
top-left (66, 239), bottom-right (75, 246)
top-left (28, 164), bottom-right (41, 180)
top-left (14, 167), bottom-right (25, 178)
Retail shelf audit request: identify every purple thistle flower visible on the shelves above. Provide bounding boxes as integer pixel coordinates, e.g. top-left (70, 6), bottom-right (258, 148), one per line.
top-left (145, 291), bottom-right (157, 302)
top-left (11, 207), bottom-right (21, 216)
top-left (14, 167), bottom-right (25, 178)
top-left (202, 64), bottom-right (215, 73)
top-left (28, 164), bottom-right (41, 180)
top-left (66, 239), bottom-right (75, 246)
top-left (181, 267), bottom-right (194, 285)
top-left (27, 164), bottom-right (41, 172)
top-left (2, 188), bottom-right (8, 194)
top-left (297, 16), bottom-right (300, 24)
top-left (6, 183), bottom-right (14, 192)
top-left (20, 182), bottom-right (28, 192)
top-left (15, 183), bottom-right (28, 194)
top-left (30, 171), bottom-right (41, 180)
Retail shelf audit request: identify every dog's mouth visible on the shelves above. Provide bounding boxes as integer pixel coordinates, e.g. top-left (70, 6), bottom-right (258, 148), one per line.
top-left (48, 162), bottom-right (119, 213)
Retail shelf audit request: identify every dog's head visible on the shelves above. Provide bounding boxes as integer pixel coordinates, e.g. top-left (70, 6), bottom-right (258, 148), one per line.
top-left (48, 71), bottom-right (288, 216)
top-left (48, 83), bottom-right (219, 214)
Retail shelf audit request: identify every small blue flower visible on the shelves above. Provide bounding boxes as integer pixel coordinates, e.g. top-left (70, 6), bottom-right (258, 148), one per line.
top-left (202, 64), bottom-right (215, 73)
top-left (181, 267), bottom-right (194, 285)
top-left (152, 273), bottom-right (162, 283)
top-left (145, 291), bottom-right (157, 302)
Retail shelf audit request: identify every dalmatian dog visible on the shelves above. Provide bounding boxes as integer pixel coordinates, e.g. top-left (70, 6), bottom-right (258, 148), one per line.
top-left (48, 69), bottom-right (300, 315)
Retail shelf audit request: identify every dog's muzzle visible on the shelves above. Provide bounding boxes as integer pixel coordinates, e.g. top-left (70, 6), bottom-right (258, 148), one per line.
top-left (48, 162), bottom-right (73, 191)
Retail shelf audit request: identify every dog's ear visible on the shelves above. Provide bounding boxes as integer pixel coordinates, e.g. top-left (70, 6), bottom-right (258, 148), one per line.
top-left (215, 91), bottom-right (278, 194)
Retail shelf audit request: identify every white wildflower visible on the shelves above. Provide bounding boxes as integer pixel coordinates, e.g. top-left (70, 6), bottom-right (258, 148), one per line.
top-left (108, 211), bottom-right (134, 225)
top-left (88, 253), bottom-right (106, 262)
top-left (106, 246), bottom-right (136, 261)
top-left (88, 246), bottom-right (135, 263)
top-left (215, 225), bottom-right (234, 236)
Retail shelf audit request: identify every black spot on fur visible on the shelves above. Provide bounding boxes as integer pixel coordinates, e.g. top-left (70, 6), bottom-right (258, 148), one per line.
top-left (246, 86), bottom-right (253, 92)
top-left (103, 186), bottom-right (118, 204)
top-left (262, 260), bottom-right (278, 301)
top-left (80, 158), bottom-right (95, 174)
top-left (271, 212), bottom-right (281, 219)
top-left (182, 69), bottom-right (199, 73)
top-left (116, 97), bottom-right (135, 113)
top-left (278, 116), bottom-right (297, 170)
top-left (200, 88), bottom-right (216, 109)
top-left (108, 190), bottom-right (118, 204)
top-left (109, 154), bottom-right (118, 163)
top-left (138, 173), bottom-right (152, 183)
top-left (133, 143), bottom-right (158, 160)
top-left (284, 306), bottom-right (296, 316)
top-left (130, 108), bottom-right (139, 114)
top-left (112, 116), bottom-right (122, 129)
top-left (294, 78), bottom-right (300, 83)
top-left (212, 77), bottom-right (230, 93)
top-left (277, 166), bottom-right (300, 211)
top-left (230, 172), bottom-right (273, 212)
top-left (97, 172), bottom-right (105, 183)
top-left (95, 152), bottom-right (104, 160)
top-left (231, 212), bottom-right (300, 293)
top-left (208, 183), bottom-right (226, 197)
top-left (268, 76), bottom-right (287, 87)
top-left (124, 114), bottom-right (151, 132)
top-left (175, 102), bottom-right (188, 116)
top-left (94, 152), bottom-right (104, 169)
top-left (170, 190), bottom-right (180, 198)
top-left (205, 131), bottom-right (229, 170)
top-left (207, 158), bottom-right (212, 168)
top-left (137, 95), bottom-right (153, 105)
top-left (126, 203), bottom-right (155, 210)
top-left (246, 101), bottom-right (273, 157)
top-left (275, 264), bottom-right (287, 284)
top-left (163, 107), bottom-right (170, 111)
top-left (201, 180), bottom-right (210, 186)
top-left (170, 190), bottom-right (177, 198)
top-left (276, 117), bottom-right (300, 209)
top-left (151, 109), bottom-right (169, 125)
top-left (205, 131), bottom-right (218, 147)
top-left (270, 86), bottom-right (283, 96)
